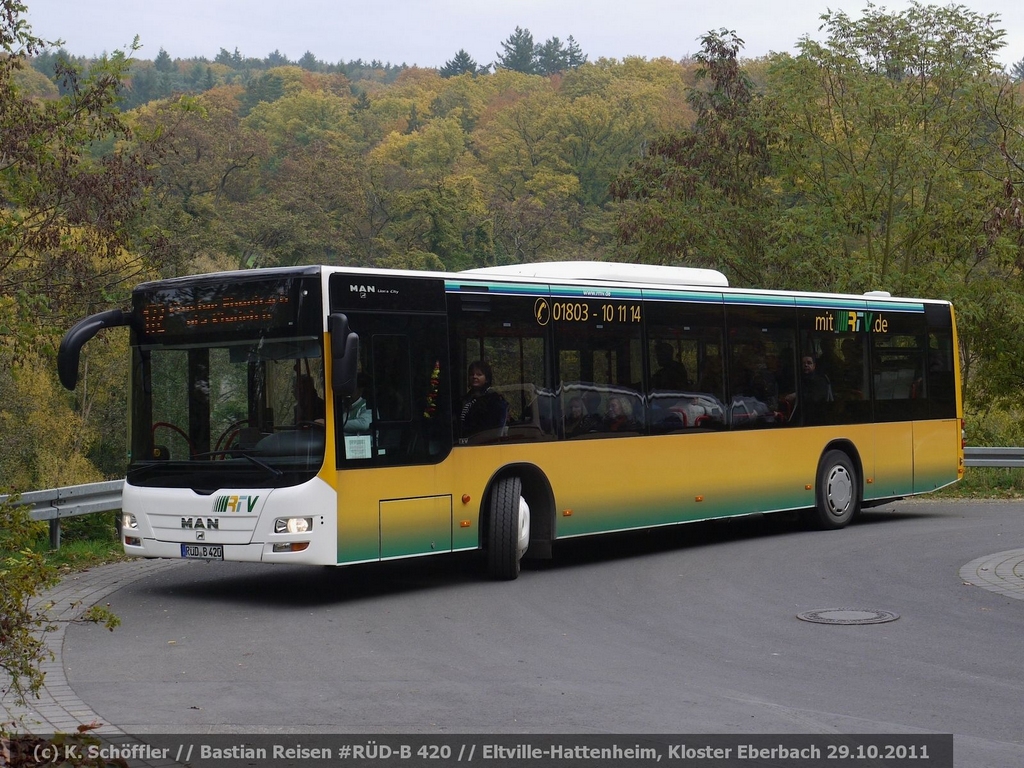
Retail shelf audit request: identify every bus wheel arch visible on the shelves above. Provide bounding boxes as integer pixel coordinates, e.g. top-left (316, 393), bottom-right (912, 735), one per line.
top-left (482, 464), bottom-right (555, 580)
top-left (808, 442), bottom-right (862, 530)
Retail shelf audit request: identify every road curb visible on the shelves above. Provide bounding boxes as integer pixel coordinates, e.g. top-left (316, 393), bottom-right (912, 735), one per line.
top-left (959, 548), bottom-right (1024, 601)
top-left (1, 559), bottom-right (187, 735)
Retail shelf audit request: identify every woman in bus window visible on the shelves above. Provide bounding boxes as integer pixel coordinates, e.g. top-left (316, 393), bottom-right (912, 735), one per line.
top-left (564, 396), bottom-right (588, 437)
top-left (605, 395), bottom-right (639, 432)
top-left (459, 360), bottom-right (508, 439)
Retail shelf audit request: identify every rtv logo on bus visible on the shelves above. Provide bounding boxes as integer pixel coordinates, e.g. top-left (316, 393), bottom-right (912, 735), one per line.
top-left (213, 495), bottom-right (259, 514)
top-left (814, 311), bottom-right (889, 334)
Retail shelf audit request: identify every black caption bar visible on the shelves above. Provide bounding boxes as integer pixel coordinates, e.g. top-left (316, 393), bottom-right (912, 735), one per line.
top-left (3, 733), bottom-right (953, 768)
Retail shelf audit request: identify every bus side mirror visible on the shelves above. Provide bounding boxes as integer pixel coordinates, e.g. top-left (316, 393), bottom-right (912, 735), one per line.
top-left (329, 313), bottom-right (359, 397)
top-left (57, 308), bottom-right (132, 391)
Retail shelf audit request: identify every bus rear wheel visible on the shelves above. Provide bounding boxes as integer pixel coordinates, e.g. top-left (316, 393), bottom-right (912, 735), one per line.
top-left (487, 476), bottom-right (531, 580)
top-left (810, 449), bottom-right (859, 530)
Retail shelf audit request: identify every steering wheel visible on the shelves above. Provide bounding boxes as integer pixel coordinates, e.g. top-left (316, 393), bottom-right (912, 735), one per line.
top-left (215, 419), bottom-right (250, 452)
top-left (151, 422), bottom-right (194, 458)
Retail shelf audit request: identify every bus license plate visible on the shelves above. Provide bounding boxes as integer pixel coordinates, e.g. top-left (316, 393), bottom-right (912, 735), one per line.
top-left (180, 543), bottom-right (223, 560)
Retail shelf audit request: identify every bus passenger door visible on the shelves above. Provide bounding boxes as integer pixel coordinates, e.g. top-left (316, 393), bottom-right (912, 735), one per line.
top-left (331, 310), bottom-right (454, 564)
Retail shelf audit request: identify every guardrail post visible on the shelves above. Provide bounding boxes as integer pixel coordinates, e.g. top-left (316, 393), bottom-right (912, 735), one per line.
top-left (49, 518), bottom-right (61, 550)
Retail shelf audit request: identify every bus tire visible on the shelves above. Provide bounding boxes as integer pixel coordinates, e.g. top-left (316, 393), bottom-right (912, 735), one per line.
top-left (811, 449), bottom-right (859, 530)
top-left (487, 476), bottom-right (530, 580)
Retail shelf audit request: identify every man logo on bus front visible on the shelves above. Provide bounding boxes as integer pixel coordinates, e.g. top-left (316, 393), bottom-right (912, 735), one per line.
top-left (196, 531), bottom-right (205, 541)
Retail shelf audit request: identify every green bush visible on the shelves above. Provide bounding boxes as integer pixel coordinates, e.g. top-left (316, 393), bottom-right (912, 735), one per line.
top-left (1, 494), bottom-right (120, 720)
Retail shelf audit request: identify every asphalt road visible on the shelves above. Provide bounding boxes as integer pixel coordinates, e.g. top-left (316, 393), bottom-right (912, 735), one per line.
top-left (62, 500), bottom-right (1024, 767)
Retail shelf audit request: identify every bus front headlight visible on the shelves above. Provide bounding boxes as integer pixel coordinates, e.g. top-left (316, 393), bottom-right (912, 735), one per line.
top-left (123, 513), bottom-right (138, 530)
top-left (275, 517), bottom-right (312, 534)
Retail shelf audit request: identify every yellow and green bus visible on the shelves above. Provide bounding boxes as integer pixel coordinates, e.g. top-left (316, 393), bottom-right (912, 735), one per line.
top-left (57, 262), bottom-right (963, 579)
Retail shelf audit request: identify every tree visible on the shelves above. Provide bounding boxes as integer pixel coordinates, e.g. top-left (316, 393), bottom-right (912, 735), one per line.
top-left (535, 37), bottom-right (567, 76)
top-left (132, 86), bottom-right (268, 271)
top-left (241, 69), bottom-right (285, 114)
top-left (1, 482), bottom-right (119, 713)
top-left (565, 36), bottom-right (587, 69)
top-left (1011, 57), bottom-right (1024, 83)
top-left (612, 30), bottom-right (778, 284)
top-left (496, 27), bottom-right (537, 74)
top-left (370, 117), bottom-right (491, 270)
top-left (264, 49), bottom-right (290, 67)
top-left (298, 50), bottom-right (320, 71)
top-left (471, 79), bottom-right (583, 262)
top-left (154, 46), bottom-right (173, 72)
top-left (440, 49), bottom-right (480, 78)
top-left (1, 492), bottom-right (62, 707)
top-left (0, 0), bottom-right (124, 722)
top-left (215, 47), bottom-right (243, 67)
top-left (768, 3), bottom-right (1010, 296)
top-left (0, 0), bottom-right (161, 344)
top-left (956, 71), bottom-right (1024, 406)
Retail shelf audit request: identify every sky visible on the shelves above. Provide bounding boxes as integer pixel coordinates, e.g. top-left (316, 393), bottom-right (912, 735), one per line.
top-left (23, 0), bottom-right (1024, 70)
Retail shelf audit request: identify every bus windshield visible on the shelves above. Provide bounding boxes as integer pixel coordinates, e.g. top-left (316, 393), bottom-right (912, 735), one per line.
top-left (124, 270), bottom-right (326, 491)
top-left (129, 336), bottom-right (326, 490)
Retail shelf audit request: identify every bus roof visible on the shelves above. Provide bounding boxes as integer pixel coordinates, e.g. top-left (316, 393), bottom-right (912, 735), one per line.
top-left (463, 261), bottom-right (730, 287)
top-left (135, 263), bottom-right (949, 310)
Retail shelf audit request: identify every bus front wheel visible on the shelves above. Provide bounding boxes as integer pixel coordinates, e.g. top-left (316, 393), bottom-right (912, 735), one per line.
top-left (810, 449), bottom-right (859, 530)
top-left (487, 476), bottom-right (531, 580)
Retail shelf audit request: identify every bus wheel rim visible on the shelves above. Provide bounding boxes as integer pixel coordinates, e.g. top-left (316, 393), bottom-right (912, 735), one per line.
top-left (826, 466), bottom-right (853, 516)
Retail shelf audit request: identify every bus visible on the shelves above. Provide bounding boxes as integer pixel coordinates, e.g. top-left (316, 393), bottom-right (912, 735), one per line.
top-left (57, 261), bottom-right (963, 579)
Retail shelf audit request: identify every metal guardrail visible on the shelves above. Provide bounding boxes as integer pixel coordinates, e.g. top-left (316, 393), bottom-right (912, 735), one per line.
top-left (962, 447), bottom-right (1024, 468)
top-left (0, 447), bottom-right (1021, 549)
top-left (1, 479), bottom-right (124, 549)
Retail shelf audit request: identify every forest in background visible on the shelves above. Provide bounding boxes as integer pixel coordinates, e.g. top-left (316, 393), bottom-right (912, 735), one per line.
top-left (2, 0), bottom-right (1024, 493)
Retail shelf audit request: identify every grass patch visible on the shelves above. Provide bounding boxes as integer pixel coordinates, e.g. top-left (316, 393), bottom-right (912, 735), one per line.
top-left (29, 511), bottom-right (129, 571)
top-left (36, 537), bottom-right (130, 571)
top-left (936, 466), bottom-right (1024, 499)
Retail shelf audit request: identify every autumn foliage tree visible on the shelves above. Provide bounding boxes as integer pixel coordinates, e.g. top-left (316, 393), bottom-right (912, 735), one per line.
top-left (1, 0), bottom-right (173, 494)
top-left (766, 3), bottom-right (1024, 408)
top-left (1, 0), bottom-right (128, 721)
top-left (0, 7), bottom-right (160, 339)
top-left (611, 30), bottom-right (782, 285)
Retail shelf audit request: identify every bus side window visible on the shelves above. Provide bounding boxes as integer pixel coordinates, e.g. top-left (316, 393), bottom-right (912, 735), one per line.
top-left (921, 330), bottom-right (956, 418)
top-left (450, 293), bottom-right (554, 444)
top-left (336, 316), bottom-right (452, 466)
top-left (725, 304), bottom-right (797, 429)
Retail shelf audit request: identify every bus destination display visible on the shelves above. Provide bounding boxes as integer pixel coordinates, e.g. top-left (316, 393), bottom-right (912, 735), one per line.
top-left (133, 277), bottom-right (319, 340)
top-left (141, 294), bottom-right (291, 335)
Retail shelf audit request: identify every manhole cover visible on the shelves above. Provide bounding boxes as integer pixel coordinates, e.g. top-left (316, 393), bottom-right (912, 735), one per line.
top-left (796, 608), bottom-right (900, 625)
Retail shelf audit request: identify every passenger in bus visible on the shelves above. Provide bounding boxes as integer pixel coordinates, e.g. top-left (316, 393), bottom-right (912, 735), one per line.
top-left (799, 354), bottom-right (833, 403)
top-left (833, 338), bottom-right (863, 395)
top-left (294, 374), bottom-right (326, 425)
top-left (650, 342), bottom-right (689, 391)
top-left (604, 395), bottom-right (639, 432)
top-left (459, 360), bottom-right (508, 439)
top-left (564, 390), bottom-right (604, 436)
top-left (564, 396), bottom-right (589, 437)
top-left (343, 373), bottom-right (372, 434)
top-left (783, 354), bottom-right (833, 422)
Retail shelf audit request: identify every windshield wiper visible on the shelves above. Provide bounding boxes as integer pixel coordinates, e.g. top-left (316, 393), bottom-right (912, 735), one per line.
top-left (127, 460), bottom-right (190, 482)
top-left (189, 450), bottom-right (284, 478)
